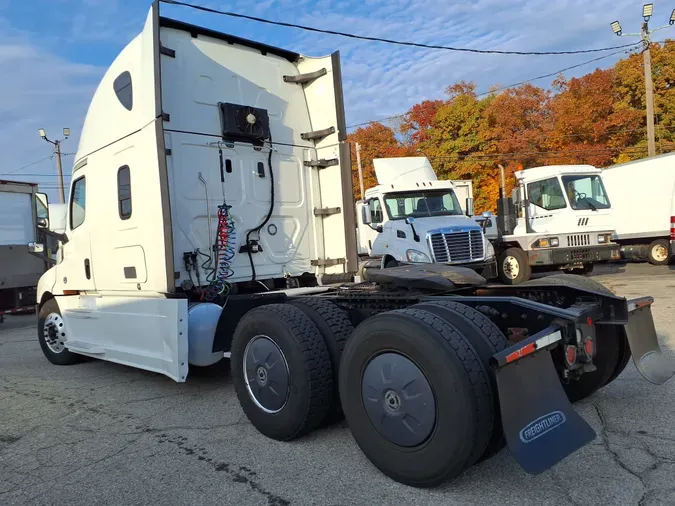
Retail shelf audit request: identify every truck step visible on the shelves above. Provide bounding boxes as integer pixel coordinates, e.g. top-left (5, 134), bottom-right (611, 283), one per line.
top-left (65, 341), bottom-right (105, 354)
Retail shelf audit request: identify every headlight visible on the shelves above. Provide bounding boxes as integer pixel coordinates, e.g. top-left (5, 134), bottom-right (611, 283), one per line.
top-left (532, 237), bottom-right (559, 248)
top-left (597, 233), bottom-right (612, 244)
top-left (406, 249), bottom-right (431, 263)
top-left (485, 240), bottom-right (495, 258)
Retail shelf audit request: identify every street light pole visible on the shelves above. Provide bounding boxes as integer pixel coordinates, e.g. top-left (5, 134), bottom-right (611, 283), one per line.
top-left (53, 139), bottom-right (65, 204)
top-left (610, 4), bottom-right (675, 158)
top-left (38, 128), bottom-right (70, 203)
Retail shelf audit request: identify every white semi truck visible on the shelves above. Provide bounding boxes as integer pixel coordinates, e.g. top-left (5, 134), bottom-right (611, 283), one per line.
top-left (355, 157), bottom-right (497, 279)
top-left (477, 165), bottom-right (620, 284)
top-left (29, 1), bottom-right (674, 488)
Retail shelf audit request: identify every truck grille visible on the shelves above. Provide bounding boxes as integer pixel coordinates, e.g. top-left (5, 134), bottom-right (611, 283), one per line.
top-left (429, 230), bottom-right (484, 263)
top-left (571, 249), bottom-right (593, 261)
top-left (566, 234), bottom-right (590, 247)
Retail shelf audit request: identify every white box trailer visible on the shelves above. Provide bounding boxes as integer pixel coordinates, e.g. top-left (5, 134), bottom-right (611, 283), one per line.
top-left (600, 153), bottom-right (675, 264)
top-left (29, 0), bottom-right (675, 489)
top-left (0, 180), bottom-right (48, 319)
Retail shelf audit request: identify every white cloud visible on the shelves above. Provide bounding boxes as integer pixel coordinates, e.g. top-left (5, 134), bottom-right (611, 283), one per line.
top-left (0, 0), bottom-right (660, 201)
top-left (0, 20), bottom-right (104, 201)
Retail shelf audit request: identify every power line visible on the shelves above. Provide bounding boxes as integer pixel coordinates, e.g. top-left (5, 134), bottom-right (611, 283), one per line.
top-left (475, 44), bottom-right (642, 97)
top-left (163, 0), bottom-right (639, 56)
top-left (1, 156), bottom-right (53, 176)
top-left (346, 43), bottom-right (643, 130)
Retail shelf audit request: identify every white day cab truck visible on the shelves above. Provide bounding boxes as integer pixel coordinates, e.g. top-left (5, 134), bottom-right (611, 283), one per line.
top-left (478, 165), bottom-right (621, 284)
top-left (0, 180), bottom-right (50, 322)
top-left (355, 157), bottom-right (497, 279)
top-left (29, 1), bottom-right (675, 488)
top-left (599, 153), bottom-right (675, 265)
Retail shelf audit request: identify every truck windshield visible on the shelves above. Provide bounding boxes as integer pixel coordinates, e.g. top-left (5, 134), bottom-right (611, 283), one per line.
top-left (561, 175), bottom-right (610, 210)
top-left (383, 189), bottom-right (463, 219)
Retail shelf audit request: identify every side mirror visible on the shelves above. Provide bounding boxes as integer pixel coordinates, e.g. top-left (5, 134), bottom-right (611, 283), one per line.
top-left (375, 225), bottom-right (383, 233)
top-left (28, 242), bottom-right (44, 254)
top-left (465, 197), bottom-right (474, 217)
top-left (37, 217), bottom-right (48, 229)
top-left (361, 204), bottom-right (372, 225)
top-left (405, 217), bottom-right (415, 225)
top-left (482, 211), bottom-right (492, 219)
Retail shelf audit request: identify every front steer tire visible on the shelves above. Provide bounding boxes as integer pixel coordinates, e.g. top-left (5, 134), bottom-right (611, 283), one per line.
top-left (37, 298), bottom-right (81, 366)
top-left (230, 303), bottom-right (333, 441)
top-left (339, 308), bottom-right (492, 487)
top-left (498, 247), bottom-right (531, 285)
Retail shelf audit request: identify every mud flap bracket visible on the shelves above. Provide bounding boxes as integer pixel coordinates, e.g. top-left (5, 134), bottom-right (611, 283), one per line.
top-left (492, 325), bottom-right (596, 474)
top-left (624, 297), bottom-right (675, 385)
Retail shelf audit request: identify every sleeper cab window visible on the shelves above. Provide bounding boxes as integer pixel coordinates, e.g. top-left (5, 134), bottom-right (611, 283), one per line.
top-left (113, 71), bottom-right (133, 111)
top-left (70, 176), bottom-right (86, 230)
top-left (118, 166), bottom-right (132, 220)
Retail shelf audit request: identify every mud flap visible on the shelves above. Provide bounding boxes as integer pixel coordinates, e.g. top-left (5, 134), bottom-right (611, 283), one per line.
top-left (494, 341), bottom-right (596, 474)
top-left (625, 298), bottom-right (675, 385)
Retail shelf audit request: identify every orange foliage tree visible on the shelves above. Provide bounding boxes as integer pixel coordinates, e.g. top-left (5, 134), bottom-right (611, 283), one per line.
top-left (347, 123), bottom-right (413, 200)
top-left (346, 41), bottom-right (675, 212)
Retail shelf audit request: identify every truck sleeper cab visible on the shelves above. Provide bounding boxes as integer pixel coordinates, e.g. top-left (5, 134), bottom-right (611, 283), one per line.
top-left (33, 1), bottom-right (674, 490)
top-left (487, 165), bottom-right (620, 284)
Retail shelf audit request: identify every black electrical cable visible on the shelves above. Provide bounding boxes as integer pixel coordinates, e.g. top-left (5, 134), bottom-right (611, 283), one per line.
top-left (245, 135), bottom-right (274, 282)
top-left (161, 0), bottom-right (638, 56)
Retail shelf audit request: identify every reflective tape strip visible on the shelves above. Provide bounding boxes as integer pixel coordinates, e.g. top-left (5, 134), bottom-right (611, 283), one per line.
top-left (535, 330), bottom-right (562, 349)
top-left (505, 330), bottom-right (562, 364)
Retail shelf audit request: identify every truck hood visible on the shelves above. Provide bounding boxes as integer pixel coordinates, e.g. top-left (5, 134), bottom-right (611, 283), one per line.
top-left (387, 215), bottom-right (482, 238)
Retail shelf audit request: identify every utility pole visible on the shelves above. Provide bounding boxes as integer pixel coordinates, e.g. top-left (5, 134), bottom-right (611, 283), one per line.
top-left (611, 4), bottom-right (675, 158)
top-left (38, 127), bottom-right (70, 203)
top-left (642, 22), bottom-right (656, 157)
top-left (355, 142), bottom-right (365, 200)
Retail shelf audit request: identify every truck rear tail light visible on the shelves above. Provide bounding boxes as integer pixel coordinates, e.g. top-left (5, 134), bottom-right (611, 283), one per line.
top-left (565, 345), bottom-right (577, 367)
top-left (583, 336), bottom-right (595, 358)
top-left (671, 216), bottom-right (675, 239)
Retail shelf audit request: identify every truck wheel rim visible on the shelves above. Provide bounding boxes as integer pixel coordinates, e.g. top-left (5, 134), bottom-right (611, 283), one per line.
top-left (361, 352), bottom-right (436, 447)
top-left (652, 244), bottom-right (668, 262)
top-left (44, 313), bottom-right (66, 354)
top-left (243, 335), bottom-right (290, 414)
top-left (503, 256), bottom-right (520, 279)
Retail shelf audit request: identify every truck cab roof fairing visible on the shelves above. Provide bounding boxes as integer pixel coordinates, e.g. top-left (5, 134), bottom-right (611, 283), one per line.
top-left (74, 8), bottom-right (159, 168)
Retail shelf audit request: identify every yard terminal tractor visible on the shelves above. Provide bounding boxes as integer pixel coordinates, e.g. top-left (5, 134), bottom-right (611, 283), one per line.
top-left (29, 0), bottom-right (675, 487)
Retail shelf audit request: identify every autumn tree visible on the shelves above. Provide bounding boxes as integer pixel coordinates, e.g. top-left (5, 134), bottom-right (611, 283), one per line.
top-left (346, 123), bottom-right (412, 199)
top-left (399, 99), bottom-right (444, 144)
top-left (614, 40), bottom-right (675, 162)
top-left (347, 41), bottom-right (675, 211)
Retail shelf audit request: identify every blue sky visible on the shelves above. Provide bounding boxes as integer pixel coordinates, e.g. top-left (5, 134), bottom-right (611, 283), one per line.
top-left (0, 0), bottom-right (669, 201)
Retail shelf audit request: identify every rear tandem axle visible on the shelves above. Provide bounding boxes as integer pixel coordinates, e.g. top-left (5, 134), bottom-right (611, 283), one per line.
top-left (216, 271), bottom-right (674, 487)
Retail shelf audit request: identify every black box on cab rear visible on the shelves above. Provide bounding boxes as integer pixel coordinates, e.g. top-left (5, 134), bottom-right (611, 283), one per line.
top-left (218, 102), bottom-right (271, 146)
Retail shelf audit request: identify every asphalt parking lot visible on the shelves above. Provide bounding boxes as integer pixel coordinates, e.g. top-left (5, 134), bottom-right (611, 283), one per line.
top-left (2, 263), bottom-right (675, 506)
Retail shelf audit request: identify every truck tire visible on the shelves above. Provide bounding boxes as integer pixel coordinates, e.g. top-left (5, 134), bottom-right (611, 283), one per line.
top-left (289, 297), bottom-right (354, 424)
top-left (339, 308), bottom-right (492, 487)
top-left (410, 300), bottom-right (509, 460)
top-left (522, 275), bottom-right (625, 402)
top-left (648, 239), bottom-right (670, 265)
top-left (230, 303), bottom-right (333, 441)
top-left (498, 247), bottom-right (531, 285)
top-left (37, 298), bottom-right (81, 366)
